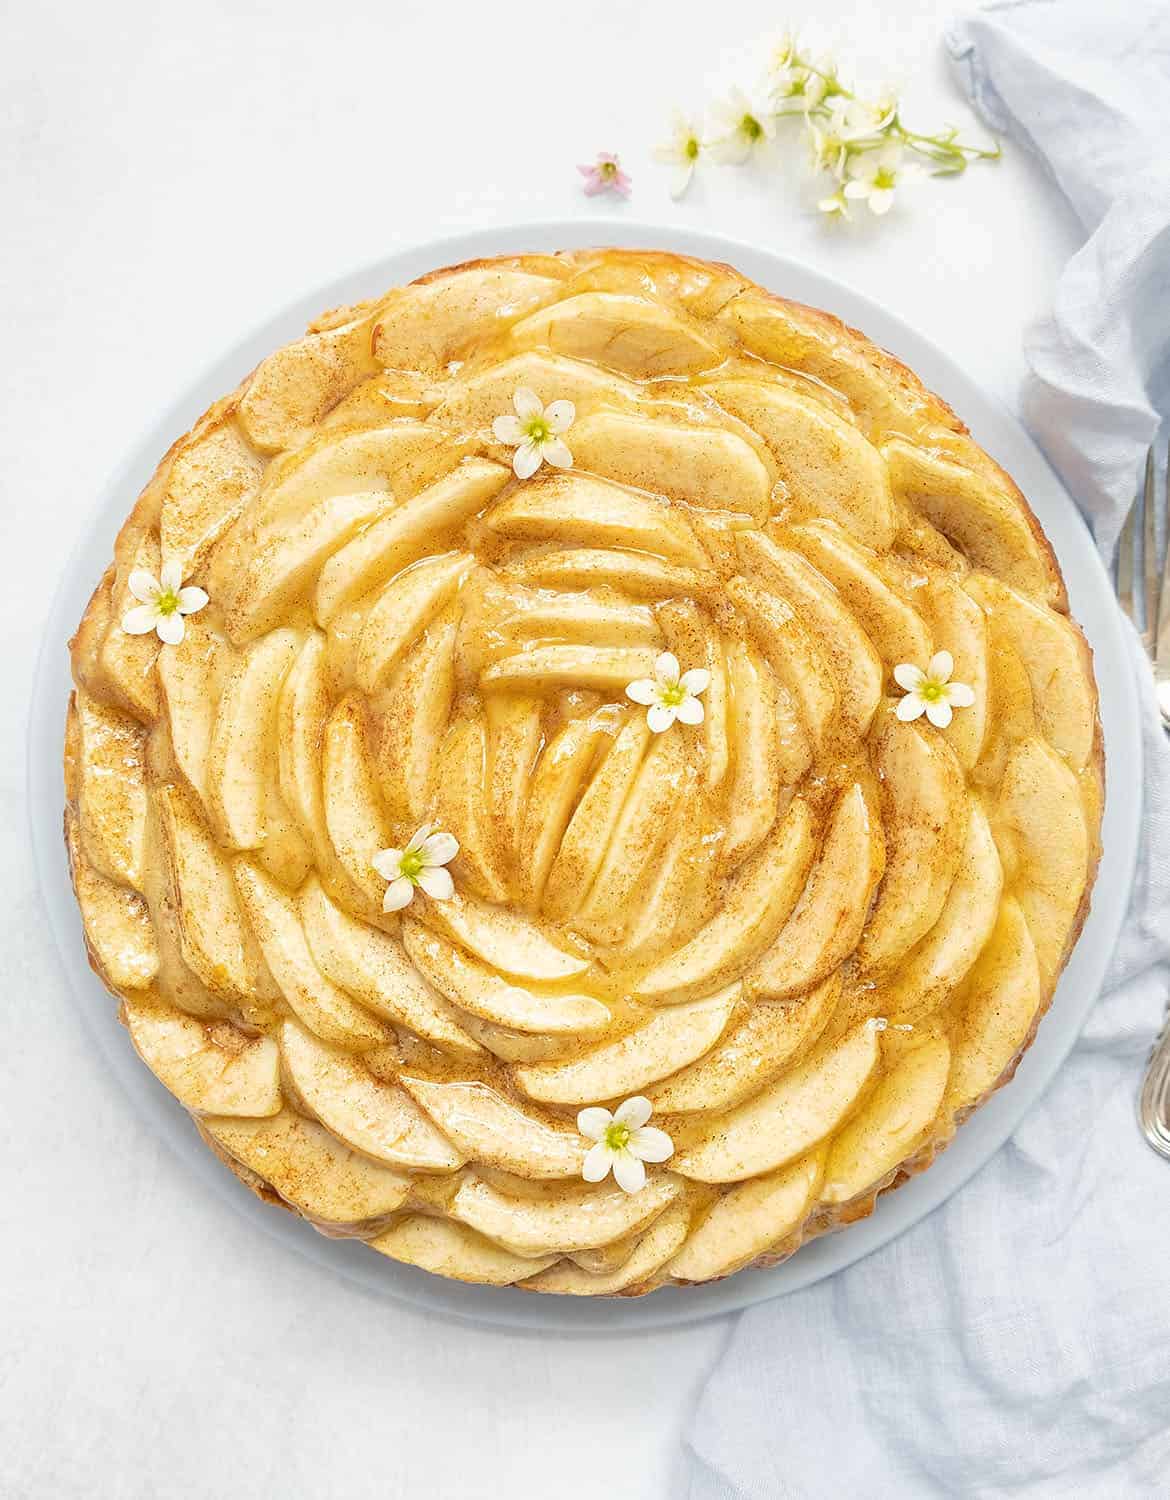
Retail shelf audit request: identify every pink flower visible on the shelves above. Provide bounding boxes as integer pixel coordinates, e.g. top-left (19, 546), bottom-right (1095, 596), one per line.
top-left (577, 152), bottom-right (632, 198)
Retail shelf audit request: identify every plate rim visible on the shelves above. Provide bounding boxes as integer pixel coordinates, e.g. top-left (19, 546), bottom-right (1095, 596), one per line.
top-left (29, 218), bottom-right (1142, 1336)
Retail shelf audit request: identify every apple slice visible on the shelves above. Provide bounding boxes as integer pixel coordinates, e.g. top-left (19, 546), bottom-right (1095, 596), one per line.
top-left (322, 695), bottom-right (393, 910)
top-left (570, 411), bottom-right (771, 524)
top-left (656, 600), bottom-right (729, 787)
top-left (721, 639), bottom-right (784, 868)
top-left (65, 808), bottom-right (158, 992)
top-left (232, 858), bottom-right (386, 1048)
top-left (485, 472), bottom-right (707, 564)
top-left (523, 1204), bottom-right (690, 1295)
top-left (455, 1014), bottom-right (579, 1065)
top-left (638, 799), bottom-right (815, 1002)
top-left (508, 548), bottom-right (717, 601)
top-left (667, 1153), bottom-right (822, 1283)
top-left (279, 1021), bottom-right (463, 1173)
top-left (920, 574), bottom-right (989, 769)
top-left (966, 575), bottom-right (1095, 772)
top-left (401, 918), bottom-right (609, 1035)
top-left (856, 717), bottom-right (966, 974)
top-left (945, 897), bottom-right (1042, 1113)
top-left (156, 618), bottom-right (227, 813)
top-left (726, 577), bottom-right (837, 751)
top-left (95, 530), bottom-right (163, 721)
top-left (514, 988), bottom-right (737, 1105)
top-left (481, 643), bottom-right (658, 696)
top-left (401, 1077), bottom-right (586, 1179)
top-left (434, 711), bottom-right (508, 902)
top-left (124, 998), bottom-right (281, 1116)
top-left (993, 738), bottom-right (1091, 982)
top-left (518, 712), bottom-right (611, 905)
top-left (509, 291), bottom-right (721, 375)
top-left (883, 439), bottom-right (1061, 605)
top-left (354, 552), bottom-right (474, 694)
top-left (377, 614), bottom-right (458, 827)
top-left (206, 628), bottom-right (301, 851)
top-left (276, 632), bottom-right (330, 848)
top-left (650, 971), bottom-right (841, 1114)
top-left (822, 1035), bottom-right (951, 1203)
top-left (236, 315), bottom-right (378, 453)
top-left (485, 695), bottom-right (543, 891)
top-left (497, 595), bottom-right (660, 651)
top-left (371, 268), bottom-right (560, 372)
top-left (704, 378), bottom-right (895, 547)
top-left (735, 531), bottom-right (882, 736)
top-left (315, 458), bottom-right (508, 623)
top-left (297, 876), bottom-right (478, 1054)
top-left (672, 1021), bottom-right (881, 1182)
top-left (748, 783), bottom-right (884, 1001)
top-left (542, 715), bottom-right (651, 922)
top-left (203, 1109), bottom-right (410, 1225)
top-left (160, 413), bottom-right (264, 572)
top-left (433, 351), bottom-right (641, 433)
top-left (883, 801), bottom-right (1003, 1023)
top-left (788, 521), bottom-right (933, 666)
top-left (621, 805), bottom-right (711, 965)
top-left (419, 891), bottom-right (590, 982)
top-left (450, 1172), bottom-right (681, 1256)
top-left (73, 690), bottom-right (148, 892)
top-left (371, 1216), bottom-right (557, 1285)
top-left (156, 782), bottom-right (274, 1007)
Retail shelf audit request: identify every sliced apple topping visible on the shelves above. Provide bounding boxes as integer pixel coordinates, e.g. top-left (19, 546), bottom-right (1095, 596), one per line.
top-left (156, 618), bottom-right (226, 815)
top-left (481, 643), bottom-right (659, 697)
top-left (673, 1020), bottom-right (880, 1182)
top-left (321, 695), bottom-right (393, 910)
top-left (377, 614), bottom-right (457, 827)
top-left (822, 1035), bottom-right (951, 1203)
top-left (160, 414), bottom-right (264, 572)
top-left (510, 291), bottom-right (721, 376)
top-left (353, 552), bottom-right (474, 695)
top-left (514, 988), bottom-right (737, 1105)
top-left (518, 712), bottom-right (612, 906)
top-left (705, 379), bottom-right (896, 547)
top-left (279, 1021), bottom-right (463, 1173)
top-left (419, 891), bottom-right (590, 982)
top-left (72, 690), bottom-right (149, 892)
top-left (371, 268), bottom-right (561, 372)
top-left (203, 1109), bottom-right (410, 1225)
top-left (236, 316), bottom-right (379, 454)
top-left (66, 807), bottom-right (159, 991)
top-left (401, 1077), bottom-right (586, 1179)
top-left (748, 783), bottom-right (884, 1001)
top-left (497, 595), bottom-right (660, 652)
top-left (432, 711), bottom-right (507, 903)
top-left (668, 1153), bottom-right (822, 1283)
top-left (726, 577), bottom-right (837, 753)
top-left (401, 918), bottom-right (609, 1035)
top-left (507, 548), bottom-right (718, 601)
top-left (523, 1203), bottom-right (691, 1294)
top-left (371, 1216), bottom-right (558, 1285)
top-left (432, 352), bottom-right (641, 434)
top-left (484, 695), bottom-right (543, 893)
top-left (450, 1172), bottom-right (681, 1256)
top-left (638, 799), bottom-right (815, 1002)
top-left (920, 574), bottom-right (990, 770)
top-left (656, 600), bottom-right (729, 787)
top-left (125, 998), bottom-right (281, 1116)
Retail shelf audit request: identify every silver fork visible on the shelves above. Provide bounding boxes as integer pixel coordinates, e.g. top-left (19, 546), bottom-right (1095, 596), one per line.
top-left (1116, 443), bottom-right (1170, 1159)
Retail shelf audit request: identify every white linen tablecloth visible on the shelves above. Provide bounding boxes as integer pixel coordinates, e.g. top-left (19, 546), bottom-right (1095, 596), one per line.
top-left (682, 4), bottom-right (1170, 1494)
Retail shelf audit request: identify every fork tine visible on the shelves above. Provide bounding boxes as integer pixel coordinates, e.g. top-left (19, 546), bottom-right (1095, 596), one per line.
top-left (1118, 482), bottom-right (1138, 628)
top-left (1156, 442), bottom-right (1170, 663)
top-left (1143, 444), bottom-right (1159, 647)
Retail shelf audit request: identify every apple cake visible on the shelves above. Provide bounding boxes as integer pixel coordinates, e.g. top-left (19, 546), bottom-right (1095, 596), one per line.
top-left (65, 248), bottom-right (1103, 1295)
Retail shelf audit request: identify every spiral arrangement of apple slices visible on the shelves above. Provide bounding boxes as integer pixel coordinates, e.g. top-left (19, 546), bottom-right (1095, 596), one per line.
top-left (65, 249), bottom-right (1103, 1295)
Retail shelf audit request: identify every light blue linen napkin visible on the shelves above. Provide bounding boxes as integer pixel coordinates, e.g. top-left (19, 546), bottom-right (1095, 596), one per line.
top-left (681, 5), bottom-right (1170, 1495)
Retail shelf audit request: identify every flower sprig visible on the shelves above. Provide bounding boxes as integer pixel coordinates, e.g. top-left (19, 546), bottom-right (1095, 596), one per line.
top-left (655, 29), bottom-right (999, 219)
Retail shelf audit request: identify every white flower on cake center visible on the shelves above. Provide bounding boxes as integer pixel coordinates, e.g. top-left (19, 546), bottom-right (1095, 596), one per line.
top-left (578, 1096), bottom-right (674, 1195)
top-left (625, 651), bottom-right (711, 733)
top-left (894, 651), bottom-right (975, 729)
top-left (492, 388), bottom-right (575, 479)
top-left (372, 824), bottom-right (459, 913)
top-left (121, 560), bottom-right (208, 646)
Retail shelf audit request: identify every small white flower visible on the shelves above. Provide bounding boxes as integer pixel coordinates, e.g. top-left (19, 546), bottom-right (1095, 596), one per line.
top-left (893, 651), bottom-right (975, 729)
top-left (653, 109), bottom-right (704, 199)
top-left (372, 823), bottom-right (459, 913)
top-left (818, 187), bottom-right (850, 218)
top-left (625, 651), bottom-right (710, 733)
top-left (492, 388), bottom-right (574, 479)
top-left (843, 143), bottom-right (921, 216)
top-left (121, 560), bottom-right (208, 646)
top-left (577, 1096), bottom-right (674, 1194)
top-left (707, 86), bottom-right (776, 164)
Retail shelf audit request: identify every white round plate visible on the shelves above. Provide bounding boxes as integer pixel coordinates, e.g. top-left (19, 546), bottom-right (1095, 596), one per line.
top-left (30, 221), bottom-right (1141, 1334)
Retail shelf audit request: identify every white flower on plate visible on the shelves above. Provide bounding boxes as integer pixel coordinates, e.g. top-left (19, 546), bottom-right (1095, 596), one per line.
top-left (578, 1096), bottom-right (674, 1195)
top-left (625, 651), bottom-right (711, 733)
top-left (893, 651), bottom-right (975, 729)
top-left (843, 143), bottom-right (921, 216)
top-left (121, 560), bottom-right (208, 646)
top-left (372, 824), bottom-right (459, 913)
top-left (707, 86), bottom-right (776, 164)
top-left (492, 388), bottom-right (575, 479)
top-left (653, 109), bottom-right (704, 199)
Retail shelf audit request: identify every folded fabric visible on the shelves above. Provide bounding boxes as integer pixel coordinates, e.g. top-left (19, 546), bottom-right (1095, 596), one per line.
top-left (681, 5), bottom-right (1170, 1495)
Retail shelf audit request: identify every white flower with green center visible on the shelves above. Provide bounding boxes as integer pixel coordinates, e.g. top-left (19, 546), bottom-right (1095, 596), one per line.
top-left (372, 824), bottom-right (459, 913)
top-left (578, 1096), bottom-right (674, 1194)
top-left (893, 651), bottom-right (975, 729)
top-left (653, 109), bottom-right (704, 199)
top-left (625, 651), bottom-right (711, 733)
top-left (843, 142), bottom-right (920, 216)
top-left (708, 86), bottom-right (775, 165)
top-left (492, 388), bottom-right (575, 479)
top-left (121, 560), bottom-right (208, 646)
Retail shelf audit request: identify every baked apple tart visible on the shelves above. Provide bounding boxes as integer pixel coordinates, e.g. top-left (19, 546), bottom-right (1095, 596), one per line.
top-left (65, 248), bottom-right (1103, 1295)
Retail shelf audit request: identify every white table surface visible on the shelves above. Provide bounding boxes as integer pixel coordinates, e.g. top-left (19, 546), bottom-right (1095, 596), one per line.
top-left (1, 2), bottom-right (1081, 1495)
